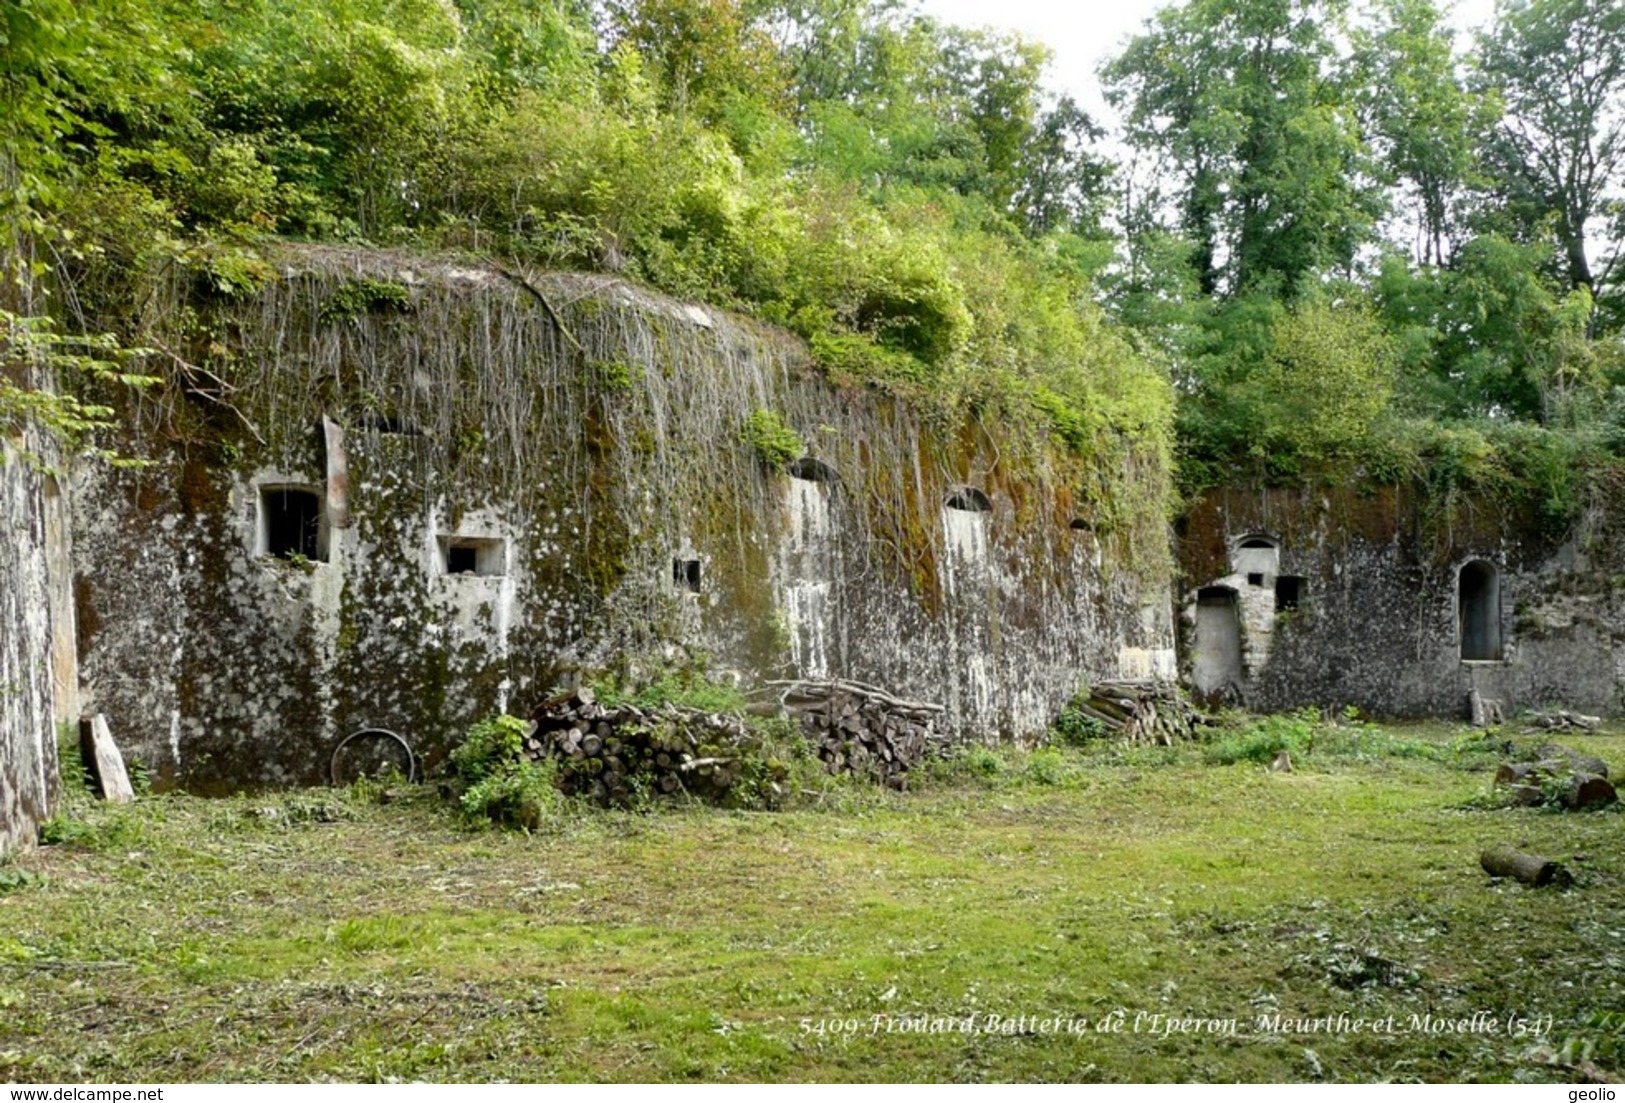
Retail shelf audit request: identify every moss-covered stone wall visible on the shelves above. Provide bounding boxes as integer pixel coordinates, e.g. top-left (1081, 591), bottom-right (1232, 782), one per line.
top-left (70, 247), bottom-right (1176, 790)
top-left (1, 428), bottom-right (66, 851)
top-left (1178, 481), bottom-right (1625, 717)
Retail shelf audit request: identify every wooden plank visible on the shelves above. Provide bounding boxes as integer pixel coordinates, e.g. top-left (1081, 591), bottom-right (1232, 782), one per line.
top-left (80, 713), bottom-right (135, 804)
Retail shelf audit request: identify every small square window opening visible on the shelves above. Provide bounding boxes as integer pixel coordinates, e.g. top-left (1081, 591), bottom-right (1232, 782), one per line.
top-left (673, 558), bottom-right (702, 593)
top-left (260, 486), bottom-right (326, 562)
top-left (442, 537), bottom-right (505, 577)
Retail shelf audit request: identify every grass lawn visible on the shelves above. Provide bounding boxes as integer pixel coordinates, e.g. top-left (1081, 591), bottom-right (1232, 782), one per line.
top-left (1, 719), bottom-right (1621, 1083)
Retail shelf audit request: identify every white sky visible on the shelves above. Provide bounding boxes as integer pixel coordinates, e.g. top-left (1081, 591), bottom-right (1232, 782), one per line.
top-left (911, 0), bottom-right (1501, 126)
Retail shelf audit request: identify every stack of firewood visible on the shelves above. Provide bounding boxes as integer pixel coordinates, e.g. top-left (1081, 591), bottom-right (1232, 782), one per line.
top-left (528, 687), bottom-right (784, 805)
top-left (773, 679), bottom-right (944, 788)
top-left (1067, 680), bottom-right (1204, 745)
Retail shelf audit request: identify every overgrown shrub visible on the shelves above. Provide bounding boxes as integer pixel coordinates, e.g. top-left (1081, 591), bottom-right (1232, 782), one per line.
top-left (319, 278), bottom-right (412, 323)
top-left (37, 812), bottom-right (142, 850)
top-left (1023, 746), bottom-right (1073, 786)
top-left (460, 758), bottom-right (565, 831)
top-left (1554, 1010), bottom-right (1625, 1068)
top-left (959, 744), bottom-right (1005, 780)
top-left (741, 408), bottom-right (803, 469)
top-left (1052, 692), bottom-right (1107, 746)
top-left (449, 713), bottom-right (528, 785)
top-left (449, 714), bottom-right (568, 830)
top-left (1205, 710), bottom-right (1498, 770)
top-left (914, 743), bottom-right (1007, 787)
top-left (722, 716), bottom-right (803, 811)
top-left (1203, 709), bottom-right (1322, 765)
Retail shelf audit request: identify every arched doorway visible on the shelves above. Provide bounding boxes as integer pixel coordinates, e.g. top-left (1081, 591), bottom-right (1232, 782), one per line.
top-left (1459, 560), bottom-right (1502, 660)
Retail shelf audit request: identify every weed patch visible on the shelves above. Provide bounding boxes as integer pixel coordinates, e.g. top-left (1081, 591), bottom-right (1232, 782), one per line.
top-left (1203, 709), bottom-right (1321, 765)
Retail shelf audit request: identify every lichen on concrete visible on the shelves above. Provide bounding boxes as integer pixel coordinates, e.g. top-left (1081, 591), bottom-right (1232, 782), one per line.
top-left (65, 246), bottom-right (1178, 789)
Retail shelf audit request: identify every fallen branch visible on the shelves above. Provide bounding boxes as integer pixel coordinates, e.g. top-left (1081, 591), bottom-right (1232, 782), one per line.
top-left (484, 260), bottom-right (584, 356)
top-left (151, 341), bottom-right (266, 445)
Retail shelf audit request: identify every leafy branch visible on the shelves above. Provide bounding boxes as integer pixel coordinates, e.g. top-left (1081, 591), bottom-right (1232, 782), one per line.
top-left (0, 311), bottom-right (158, 468)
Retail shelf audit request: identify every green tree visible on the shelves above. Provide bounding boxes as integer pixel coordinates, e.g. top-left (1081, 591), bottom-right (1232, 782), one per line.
top-left (1353, 0), bottom-right (1482, 267)
top-left (186, 0), bottom-right (479, 235)
top-left (1011, 95), bottom-right (1114, 238)
top-left (1474, 0), bottom-right (1625, 300)
top-left (452, 0), bottom-right (597, 98)
top-left (1103, 0), bottom-right (1380, 298)
top-left (1, 0), bottom-right (167, 457)
top-left (1179, 294), bottom-right (1397, 478)
top-left (606, 0), bottom-right (787, 120)
top-left (1374, 235), bottom-right (1604, 422)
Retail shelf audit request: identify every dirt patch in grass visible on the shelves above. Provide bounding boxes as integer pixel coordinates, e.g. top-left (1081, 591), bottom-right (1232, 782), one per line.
top-left (2, 722), bottom-right (1621, 1082)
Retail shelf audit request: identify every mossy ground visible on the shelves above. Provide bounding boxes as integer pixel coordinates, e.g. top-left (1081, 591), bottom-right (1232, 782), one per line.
top-left (2, 722), bottom-right (1621, 1083)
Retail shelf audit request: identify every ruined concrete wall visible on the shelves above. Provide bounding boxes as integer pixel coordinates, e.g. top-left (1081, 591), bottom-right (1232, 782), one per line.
top-left (72, 248), bottom-right (1175, 790)
top-left (1, 434), bottom-right (64, 851)
top-left (1178, 483), bottom-right (1625, 718)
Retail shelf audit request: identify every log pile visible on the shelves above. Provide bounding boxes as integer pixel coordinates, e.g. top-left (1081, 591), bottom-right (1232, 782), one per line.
top-left (1525, 709), bottom-right (1603, 733)
top-left (1492, 742), bottom-right (1616, 810)
top-left (1067, 680), bottom-right (1204, 745)
top-left (773, 679), bottom-right (944, 788)
top-left (527, 687), bottom-right (785, 805)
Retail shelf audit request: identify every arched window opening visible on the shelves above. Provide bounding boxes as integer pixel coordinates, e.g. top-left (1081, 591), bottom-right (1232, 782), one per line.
top-left (787, 457), bottom-right (839, 484)
top-left (1459, 560), bottom-right (1502, 660)
top-left (1232, 534), bottom-right (1279, 578)
top-left (945, 487), bottom-right (991, 513)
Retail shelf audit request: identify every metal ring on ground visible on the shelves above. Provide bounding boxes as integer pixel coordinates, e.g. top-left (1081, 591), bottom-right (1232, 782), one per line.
top-left (330, 727), bottom-right (417, 786)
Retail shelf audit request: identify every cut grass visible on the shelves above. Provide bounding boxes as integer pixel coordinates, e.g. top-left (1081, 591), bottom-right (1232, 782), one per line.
top-left (0, 722), bottom-right (1620, 1083)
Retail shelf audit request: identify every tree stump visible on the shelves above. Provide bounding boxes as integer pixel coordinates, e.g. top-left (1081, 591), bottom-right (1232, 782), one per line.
top-left (1564, 774), bottom-right (1617, 811)
top-left (1536, 743), bottom-right (1610, 780)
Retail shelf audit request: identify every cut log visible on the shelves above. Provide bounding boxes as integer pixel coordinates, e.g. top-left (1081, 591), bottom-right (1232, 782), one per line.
top-left (1494, 761), bottom-right (1554, 786)
top-left (1465, 690), bottom-right (1506, 727)
top-left (1535, 743), bottom-right (1610, 780)
top-left (776, 678), bottom-right (945, 785)
top-left (79, 714), bottom-right (134, 804)
top-left (1507, 784), bottom-right (1543, 806)
top-left (1564, 774), bottom-right (1618, 810)
top-left (1089, 697), bottom-right (1134, 724)
top-left (1530, 710), bottom-right (1603, 733)
top-left (678, 756), bottom-right (733, 772)
top-left (1480, 844), bottom-right (1570, 887)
